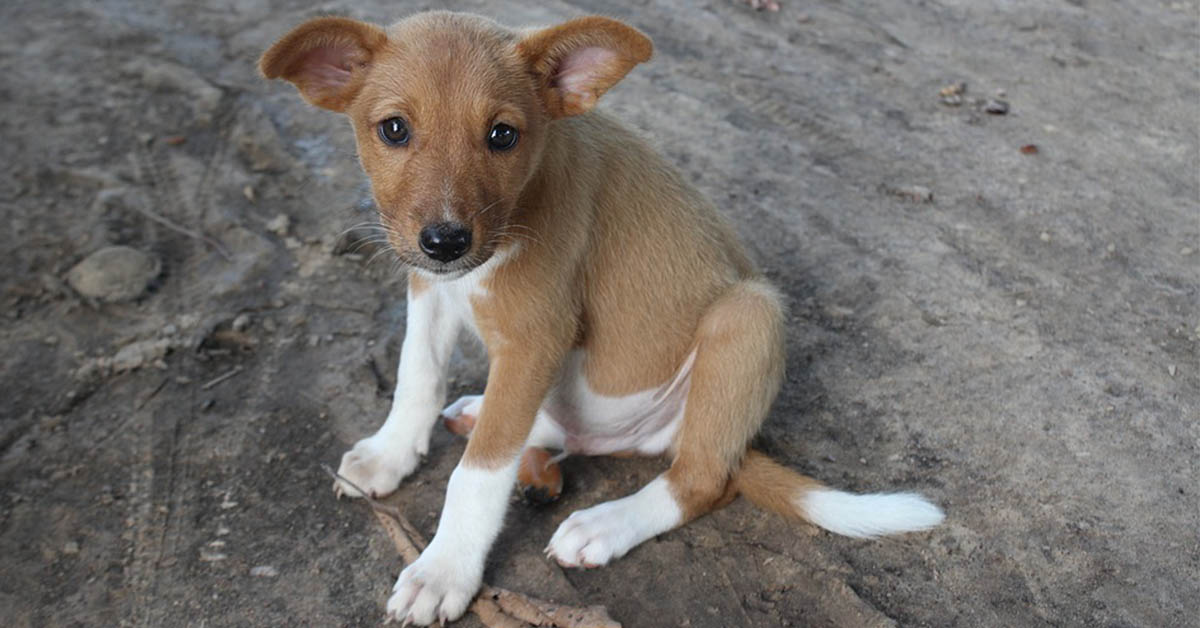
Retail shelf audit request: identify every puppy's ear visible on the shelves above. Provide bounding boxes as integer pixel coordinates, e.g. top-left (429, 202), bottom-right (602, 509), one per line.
top-left (518, 16), bottom-right (652, 118)
top-left (259, 17), bottom-right (387, 112)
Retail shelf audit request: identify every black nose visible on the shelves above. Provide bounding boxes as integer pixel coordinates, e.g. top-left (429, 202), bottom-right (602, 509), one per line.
top-left (418, 222), bottom-right (472, 263)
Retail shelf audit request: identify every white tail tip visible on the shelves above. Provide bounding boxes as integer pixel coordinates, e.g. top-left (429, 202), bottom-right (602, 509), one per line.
top-left (800, 488), bottom-right (944, 538)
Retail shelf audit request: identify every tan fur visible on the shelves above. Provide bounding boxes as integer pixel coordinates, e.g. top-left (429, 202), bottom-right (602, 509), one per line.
top-left (666, 280), bottom-right (787, 520)
top-left (517, 17), bottom-right (653, 117)
top-left (517, 447), bottom-right (563, 502)
top-left (263, 9), bottom-right (827, 542)
top-left (259, 17), bottom-right (387, 111)
top-left (735, 449), bottom-right (825, 521)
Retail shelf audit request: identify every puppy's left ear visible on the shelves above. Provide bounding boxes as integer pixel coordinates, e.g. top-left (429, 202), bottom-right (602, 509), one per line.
top-left (518, 16), bottom-right (652, 118)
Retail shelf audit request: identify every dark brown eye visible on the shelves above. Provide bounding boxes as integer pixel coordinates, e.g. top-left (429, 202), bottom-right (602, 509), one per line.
top-left (487, 124), bottom-right (518, 151)
top-left (378, 117), bottom-right (409, 146)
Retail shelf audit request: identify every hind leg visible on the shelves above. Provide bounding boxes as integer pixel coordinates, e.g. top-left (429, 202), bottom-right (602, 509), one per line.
top-left (547, 280), bottom-right (784, 567)
top-left (443, 394), bottom-right (567, 502)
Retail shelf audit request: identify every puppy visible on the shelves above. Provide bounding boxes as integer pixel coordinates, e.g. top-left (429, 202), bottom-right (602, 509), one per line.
top-left (260, 11), bottom-right (943, 625)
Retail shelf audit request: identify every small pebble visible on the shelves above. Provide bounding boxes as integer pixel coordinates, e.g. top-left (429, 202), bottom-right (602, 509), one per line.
top-left (1167, 364), bottom-right (1177, 377)
top-left (1020, 144), bottom-right (1039, 155)
top-left (1040, 232), bottom-right (1052, 242)
top-left (266, 213), bottom-right (291, 236)
top-left (984, 99), bottom-right (1010, 114)
top-left (250, 565), bottom-right (279, 578)
top-left (940, 93), bottom-right (963, 106)
top-left (891, 184), bottom-right (933, 203)
top-left (1181, 247), bottom-right (1194, 256)
top-left (63, 541), bottom-right (80, 555)
top-left (938, 82), bottom-right (967, 107)
top-left (66, 246), bottom-right (161, 303)
top-left (232, 313), bottom-right (252, 332)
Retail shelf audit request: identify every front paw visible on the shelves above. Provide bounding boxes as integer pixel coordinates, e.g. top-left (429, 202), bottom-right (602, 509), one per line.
top-left (387, 551), bottom-right (479, 625)
top-left (332, 435), bottom-right (420, 499)
top-left (546, 502), bottom-right (638, 568)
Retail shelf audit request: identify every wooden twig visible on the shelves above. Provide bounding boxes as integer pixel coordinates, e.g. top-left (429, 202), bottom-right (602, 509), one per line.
top-left (484, 588), bottom-right (620, 628)
top-left (321, 466), bottom-right (621, 628)
top-left (201, 365), bottom-right (243, 390)
top-left (128, 200), bottom-right (233, 260)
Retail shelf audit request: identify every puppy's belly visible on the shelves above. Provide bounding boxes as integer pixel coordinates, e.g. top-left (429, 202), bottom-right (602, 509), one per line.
top-left (541, 349), bottom-right (695, 456)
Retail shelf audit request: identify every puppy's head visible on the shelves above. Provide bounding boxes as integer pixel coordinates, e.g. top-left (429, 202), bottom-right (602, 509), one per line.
top-left (260, 12), bottom-right (652, 276)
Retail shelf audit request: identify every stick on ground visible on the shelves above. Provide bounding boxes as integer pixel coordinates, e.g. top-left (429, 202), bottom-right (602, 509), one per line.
top-left (321, 465), bottom-right (620, 628)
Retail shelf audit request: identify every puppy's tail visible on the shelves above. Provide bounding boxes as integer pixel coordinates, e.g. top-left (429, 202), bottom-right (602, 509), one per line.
top-left (734, 449), bottom-right (944, 538)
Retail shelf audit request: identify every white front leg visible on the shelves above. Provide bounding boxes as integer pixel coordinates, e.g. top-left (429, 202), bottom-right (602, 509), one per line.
top-left (387, 459), bottom-right (518, 624)
top-left (334, 280), bottom-right (462, 498)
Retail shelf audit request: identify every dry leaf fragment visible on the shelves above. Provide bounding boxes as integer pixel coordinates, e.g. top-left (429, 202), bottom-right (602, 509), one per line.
top-left (324, 466), bottom-right (621, 628)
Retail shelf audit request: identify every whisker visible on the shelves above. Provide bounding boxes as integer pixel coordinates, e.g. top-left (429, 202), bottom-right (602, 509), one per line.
top-left (335, 221), bottom-right (388, 240)
top-left (493, 223), bottom-right (546, 249)
top-left (344, 238), bottom-right (393, 256)
top-left (472, 199), bottom-right (502, 220)
top-left (364, 246), bottom-right (399, 269)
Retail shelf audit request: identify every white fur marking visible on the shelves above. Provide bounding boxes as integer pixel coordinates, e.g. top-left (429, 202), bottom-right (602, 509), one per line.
top-left (388, 460), bottom-right (519, 624)
top-left (546, 474), bottom-right (682, 568)
top-left (801, 489), bottom-right (944, 538)
top-left (333, 246), bottom-right (517, 499)
top-left (442, 394), bottom-right (567, 451)
top-left (542, 349), bottom-right (694, 455)
top-left (333, 281), bottom-right (461, 498)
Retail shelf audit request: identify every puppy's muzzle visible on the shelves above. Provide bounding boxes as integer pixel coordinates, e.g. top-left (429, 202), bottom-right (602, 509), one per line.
top-left (419, 222), bottom-right (472, 263)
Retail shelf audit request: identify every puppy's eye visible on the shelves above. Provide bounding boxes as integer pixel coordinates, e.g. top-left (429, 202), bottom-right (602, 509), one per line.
top-left (487, 124), bottom-right (518, 151)
top-left (378, 118), bottom-right (410, 146)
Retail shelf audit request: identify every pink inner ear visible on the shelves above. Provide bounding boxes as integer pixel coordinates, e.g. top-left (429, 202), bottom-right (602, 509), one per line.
top-left (295, 43), bottom-right (358, 90)
top-left (552, 46), bottom-right (618, 95)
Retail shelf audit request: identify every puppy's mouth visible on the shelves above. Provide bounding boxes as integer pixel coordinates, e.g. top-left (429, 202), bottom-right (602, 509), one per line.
top-left (391, 243), bottom-right (496, 279)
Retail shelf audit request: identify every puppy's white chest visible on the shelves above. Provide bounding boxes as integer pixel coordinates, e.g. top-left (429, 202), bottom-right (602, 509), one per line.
top-left (419, 245), bottom-right (517, 339)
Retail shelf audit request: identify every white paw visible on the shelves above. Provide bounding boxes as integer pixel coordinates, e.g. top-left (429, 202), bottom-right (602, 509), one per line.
top-left (332, 434), bottom-right (420, 499)
top-left (546, 477), bottom-right (682, 568)
top-left (386, 550), bottom-right (479, 625)
top-left (546, 502), bottom-right (640, 568)
top-left (442, 394), bottom-right (483, 418)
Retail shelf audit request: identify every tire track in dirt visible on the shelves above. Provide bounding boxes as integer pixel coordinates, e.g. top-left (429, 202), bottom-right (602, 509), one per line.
top-left (122, 125), bottom-right (229, 626)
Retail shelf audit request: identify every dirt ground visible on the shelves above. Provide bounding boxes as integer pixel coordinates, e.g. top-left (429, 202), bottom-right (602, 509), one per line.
top-left (1, 0), bottom-right (1196, 626)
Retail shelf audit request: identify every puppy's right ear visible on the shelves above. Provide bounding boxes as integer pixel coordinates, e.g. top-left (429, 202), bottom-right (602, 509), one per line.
top-left (259, 17), bottom-right (387, 112)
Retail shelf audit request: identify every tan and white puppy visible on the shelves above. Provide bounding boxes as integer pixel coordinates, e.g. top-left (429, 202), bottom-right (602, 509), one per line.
top-left (261, 12), bottom-right (943, 625)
